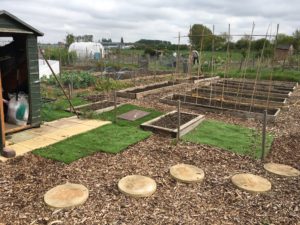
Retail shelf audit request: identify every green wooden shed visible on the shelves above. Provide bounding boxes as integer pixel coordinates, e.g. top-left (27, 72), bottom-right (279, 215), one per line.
top-left (0, 10), bottom-right (43, 152)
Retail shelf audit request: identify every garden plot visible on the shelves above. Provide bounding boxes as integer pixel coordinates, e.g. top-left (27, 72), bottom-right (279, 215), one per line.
top-left (116, 81), bottom-right (186, 99)
top-left (140, 110), bottom-right (205, 138)
top-left (66, 100), bottom-right (122, 114)
top-left (160, 79), bottom-right (297, 121)
top-left (189, 88), bottom-right (287, 108)
top-left (161, 94), bottom-right (280, 122)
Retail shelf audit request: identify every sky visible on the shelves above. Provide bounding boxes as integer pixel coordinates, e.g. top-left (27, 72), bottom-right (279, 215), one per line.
top-left (1, 0), bottom-right (299, 44)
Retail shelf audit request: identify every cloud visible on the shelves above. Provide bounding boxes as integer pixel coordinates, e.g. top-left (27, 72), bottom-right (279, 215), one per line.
top-left (1, 0), bottom-right (299, 43)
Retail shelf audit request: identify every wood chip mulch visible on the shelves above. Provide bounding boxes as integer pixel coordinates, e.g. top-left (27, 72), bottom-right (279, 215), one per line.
top-left (0, 82), bottom-right (299, 225)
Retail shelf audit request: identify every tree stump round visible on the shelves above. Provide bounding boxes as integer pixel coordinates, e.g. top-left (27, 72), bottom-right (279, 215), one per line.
top-left (264, 163), bottom-right (300, 177)
top-left (44, 183), bottom-right (89, 208)
top-left (118, 175), bottom-right (157, 197)
top-left (231, 173), bottom-right (271, 193)
top-left (170, 164), bottom-right (205, 183)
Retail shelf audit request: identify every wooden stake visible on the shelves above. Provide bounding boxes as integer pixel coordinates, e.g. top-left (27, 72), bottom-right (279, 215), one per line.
top-left (177, 100), bottom-right (181, 142)
top-left (261, 110), bottom-right (267, 160)
top-left (39, 48), bottom-right (79, 118)
top-left (176, 32), bottom-right (181, 75)
top-left (113, 90), bottom-right (117, 124)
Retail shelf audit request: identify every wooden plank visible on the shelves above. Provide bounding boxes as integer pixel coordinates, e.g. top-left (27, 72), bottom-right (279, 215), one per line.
top-left (0, 70), bottom-right (6, 147)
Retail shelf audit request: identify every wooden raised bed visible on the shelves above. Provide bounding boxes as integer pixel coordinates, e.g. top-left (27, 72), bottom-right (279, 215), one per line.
top-left (160, 94), bottom-right (280, 122)
top-left (190, 90), bottom-right (286, 108)
top-left (66, 100), bottom-right (123, 115)
top-left (140, 110), bottom-right (205, 138)
top-left (175, 76), bottom-right (220, 84)
top-left (116, 81), bottom-right (186, 99)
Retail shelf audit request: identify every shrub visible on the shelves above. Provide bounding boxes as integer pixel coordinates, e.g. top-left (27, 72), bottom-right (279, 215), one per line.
top-left (95, 78), bottom-right (132, 92)
top-left (45, 71), bottom-right (96, 89)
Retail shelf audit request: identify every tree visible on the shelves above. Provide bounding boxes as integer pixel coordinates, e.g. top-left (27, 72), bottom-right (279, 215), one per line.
top-left (121, 37), bottom-right (124, 44)
top-left (253, 38), bottom-right (271, 51)
top-left (292, 29), bottom-right (300, 51)
top-left (189, 24), bottom-right (213, 50)
top-left (102, 38), bottom-right (112, 43)
top-left (236, 39), bottom-right (249, 50)
top-left (65, 33), bottom-right (75, 48)
top-left (75, 35), bottom-right (93, 42)
top-left (276, 33), bottom-right (294, 45)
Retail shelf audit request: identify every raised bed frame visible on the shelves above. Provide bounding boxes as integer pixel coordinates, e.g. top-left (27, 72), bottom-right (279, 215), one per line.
top-left (140, 110), bottom-right (205, 138)
top-left (116, 81), bottom-right (186, 99)
top-left (66, 100), bottom-right (123, 115)
top-left (175, 76), bottom-right (220, 84)
top-left (189, 89), bottom-right (287, 108)
top-left (160, 95), bottom-right (280, 122)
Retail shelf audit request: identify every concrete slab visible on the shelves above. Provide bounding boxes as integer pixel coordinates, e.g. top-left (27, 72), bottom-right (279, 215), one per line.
top-left (6, 131), bottom-right (37, 144)
top-left (118, 110), bottom-right (150, 121)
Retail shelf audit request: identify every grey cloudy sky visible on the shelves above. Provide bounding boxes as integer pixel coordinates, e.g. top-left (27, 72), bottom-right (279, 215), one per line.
top-left (2, 0), bottom-right (299, 43)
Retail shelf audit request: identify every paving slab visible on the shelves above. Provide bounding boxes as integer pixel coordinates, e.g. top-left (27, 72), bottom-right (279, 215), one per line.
top-left (6, 131), bottom-right (37, 144)
top-left (118, 110), bottom-right (150, 121)
top-left (28, 125), bottom-right (57, 136)
top-left (45, 119), bottom-right (80, 129)
top-left (18, 136), bottom-right (58, 149)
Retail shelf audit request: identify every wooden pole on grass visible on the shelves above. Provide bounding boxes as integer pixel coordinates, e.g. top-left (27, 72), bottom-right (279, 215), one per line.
top-left (261, 110), bottom-right (267, 160)
top-left (113, 90), bottom-right (117, 124)
top-left (177, 100), bottom-right (181, 142)
top-left (39, 48), bottom-right (79, 118)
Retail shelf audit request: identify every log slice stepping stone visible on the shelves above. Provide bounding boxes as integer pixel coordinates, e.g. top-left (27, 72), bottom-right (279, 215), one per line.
top-left (118, 175), bottom-right (156, 197)
top-left (264, 163), bottom-right (300, 177)
top-left (44, 183), bottom-right (89, 208)
top-left (231, 173), bottom-right (271, 193)
top-left (170, 164), bottom-right (205, 183)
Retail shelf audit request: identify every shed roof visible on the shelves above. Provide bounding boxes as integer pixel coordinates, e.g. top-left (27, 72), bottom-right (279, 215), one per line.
top-left (276, 44), bottom-right (292, 50)
top-left (0, 10), bottom-right (43, 36)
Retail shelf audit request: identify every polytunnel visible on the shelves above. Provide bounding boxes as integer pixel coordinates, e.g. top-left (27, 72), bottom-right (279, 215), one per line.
top-left (68, 42), bottom-right (105, 60)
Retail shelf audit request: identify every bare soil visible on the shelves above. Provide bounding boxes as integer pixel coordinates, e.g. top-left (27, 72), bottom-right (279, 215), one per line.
top-left (151, 112), bottom-right (196, 129)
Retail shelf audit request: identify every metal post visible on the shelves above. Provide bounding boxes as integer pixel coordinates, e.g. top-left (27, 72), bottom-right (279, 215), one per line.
top-left (113, 90), bottom-right (117, 124)
top-left (261, 110), bottom-right (267, 160)
top-left (177, 100), bottom-right (181, 142)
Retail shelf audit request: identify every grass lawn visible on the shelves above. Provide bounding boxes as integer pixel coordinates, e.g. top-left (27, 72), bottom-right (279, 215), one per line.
top-left (182, 120), bottom-right (274, 158)
top-left (41, 97), bottom-right (88, 122)
top-left (34, 104), bottom-right (162, 163)
top-left (34, 124), bottom-right (151, 164)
